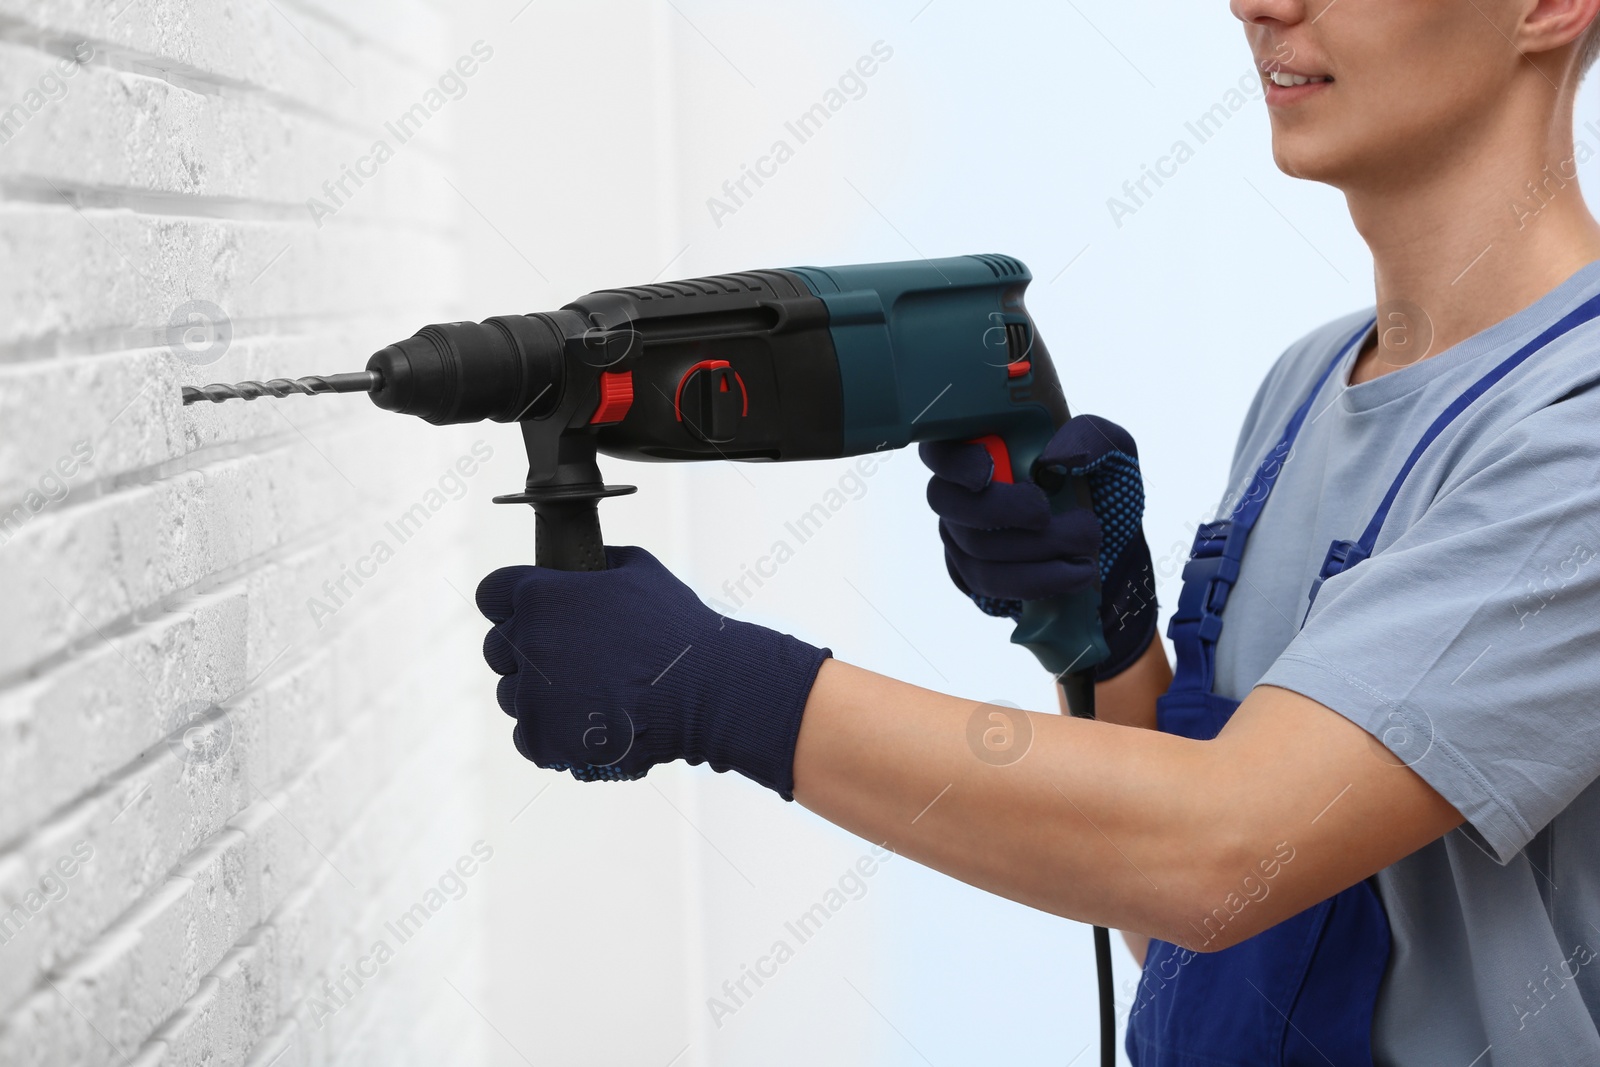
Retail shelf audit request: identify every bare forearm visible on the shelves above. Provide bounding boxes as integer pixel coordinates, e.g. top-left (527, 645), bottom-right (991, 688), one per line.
top-left (791, 658), bottom-right (1217, 943)
top-left (1075, 637), bottom-right (1172, 962)
top-left (789, 663), bottom-right (1463, 952)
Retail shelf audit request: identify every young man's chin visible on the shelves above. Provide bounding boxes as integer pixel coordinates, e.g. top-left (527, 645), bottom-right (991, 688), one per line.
top-left (1268, 139), bottom-right (1339, 184)
top-left (1267, 127), bottom-right (1379, 189)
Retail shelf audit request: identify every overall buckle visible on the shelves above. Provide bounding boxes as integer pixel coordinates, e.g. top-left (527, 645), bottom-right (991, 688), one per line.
top-left (1171, 520), bottom-right (1236, 644)
top-left (1306, 538), bottom-right (1371, 612)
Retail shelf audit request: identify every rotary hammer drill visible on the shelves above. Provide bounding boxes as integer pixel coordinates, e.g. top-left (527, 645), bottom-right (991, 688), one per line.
top-left (185, 254), bottom-right (1109, 681)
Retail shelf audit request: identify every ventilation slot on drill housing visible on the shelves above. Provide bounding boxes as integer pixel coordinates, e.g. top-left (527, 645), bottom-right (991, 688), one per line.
top-left (1005, 321), bottom-right (1032, 363)
top-left (971, 253), bottom-right (1026, 278)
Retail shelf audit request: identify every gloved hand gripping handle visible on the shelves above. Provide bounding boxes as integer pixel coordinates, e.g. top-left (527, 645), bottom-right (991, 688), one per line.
top-left (777, 257), bottom-right (1113, 692)
top-left (1012, 461), bottom-right (1111, 696)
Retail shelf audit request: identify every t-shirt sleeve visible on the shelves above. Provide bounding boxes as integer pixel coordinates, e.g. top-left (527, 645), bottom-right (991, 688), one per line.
top-left (1258, 385), bottom-right (1600, 863)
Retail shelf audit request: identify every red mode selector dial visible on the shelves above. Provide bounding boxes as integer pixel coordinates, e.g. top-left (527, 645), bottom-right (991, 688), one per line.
top-left (674, 360), bottom-right (748, 444)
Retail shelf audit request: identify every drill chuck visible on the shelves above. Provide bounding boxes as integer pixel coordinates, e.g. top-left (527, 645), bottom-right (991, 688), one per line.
top-left (366, 315), bottom-right (565, 426)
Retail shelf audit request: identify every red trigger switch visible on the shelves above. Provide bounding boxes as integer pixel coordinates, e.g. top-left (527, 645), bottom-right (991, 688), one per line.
top-left (969, 434), bottom-right (1013, 484)
top-left (674, 360), bottom-right (748, 444)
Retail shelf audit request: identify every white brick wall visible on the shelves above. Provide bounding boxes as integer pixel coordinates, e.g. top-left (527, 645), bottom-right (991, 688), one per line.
top-left (0, 1), bottom-right (501, 1062)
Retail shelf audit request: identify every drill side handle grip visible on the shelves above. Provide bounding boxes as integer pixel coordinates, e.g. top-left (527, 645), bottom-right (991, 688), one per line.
top-left (505, 396), bottom-right (637, 573)
top-left (532, 499), bottom-right (609, 572)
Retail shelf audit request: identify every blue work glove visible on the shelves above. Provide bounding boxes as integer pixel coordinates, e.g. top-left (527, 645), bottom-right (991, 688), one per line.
top-left (919, 415), bottom-right (1157, 680)
top-left (475, 546), bottom-right (831, 800)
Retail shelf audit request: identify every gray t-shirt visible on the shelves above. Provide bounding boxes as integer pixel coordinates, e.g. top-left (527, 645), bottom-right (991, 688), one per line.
top-left (1212, 261), bottom-right (1600, 1065)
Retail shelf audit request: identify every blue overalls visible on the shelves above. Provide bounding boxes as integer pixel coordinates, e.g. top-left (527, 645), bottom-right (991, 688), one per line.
top-left (1126, 292), bottom-right (1600, 1066)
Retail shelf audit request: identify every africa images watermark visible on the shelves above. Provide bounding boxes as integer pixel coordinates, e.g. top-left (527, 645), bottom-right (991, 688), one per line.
top-left (1106, 42), bottom-right (1293, 230)
top-left (0, 41), bottom-right (95, 149)
top-left (306, 841), bottom-right (495, 1028)
top-left (1512, 936), bottom-right (1598, 1031)
top-left (0, 841), bottom-right (95, 948)
top-left (1512, 542), bottom-right (1594, 629)
top-left (705, 448), bottom-right (896, 616)
top-left (1507, 116), bottom-right (1600, 229)
top-left (306, 41), bottom-right (495, 227)
top-left (305, 441), bottom-right (494, 628)
top-left (1128, 840), bottom-right (1297, 1022)
top-left (706, 843), bottom-right (896, 1029)
top-left (0, 440), bottom-right (96, 548)
top-left (167, 299), bottom-right (232, 366)
top-left (706, 41), bottom-right (895, 229)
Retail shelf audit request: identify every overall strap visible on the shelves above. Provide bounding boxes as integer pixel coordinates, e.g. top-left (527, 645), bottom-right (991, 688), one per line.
top-left (1168, 319), bottom-right (1372, 693)
top-left (1309, 291), bottom-right (1600, 609)
top-left (1214, 320), bottom-right (1375, 607)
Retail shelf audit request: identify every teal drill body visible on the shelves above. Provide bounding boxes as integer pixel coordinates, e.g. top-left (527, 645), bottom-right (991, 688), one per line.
top-left (787, 255), bottom-right (1106, 678)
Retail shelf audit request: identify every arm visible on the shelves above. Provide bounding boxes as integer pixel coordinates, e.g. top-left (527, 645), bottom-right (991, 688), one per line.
top-left (1063, 635), bottom-right (1170, 961)
top-left (792, 658), bottom-right (1462, 951)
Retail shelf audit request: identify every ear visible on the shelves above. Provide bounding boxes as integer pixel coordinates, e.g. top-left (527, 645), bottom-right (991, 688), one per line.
top-left (1518, 0), bottom-right (1600, 60)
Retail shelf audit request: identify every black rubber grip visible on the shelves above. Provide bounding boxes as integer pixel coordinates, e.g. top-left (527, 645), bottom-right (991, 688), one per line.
top-left (533, 499), bottom-right (608, 572)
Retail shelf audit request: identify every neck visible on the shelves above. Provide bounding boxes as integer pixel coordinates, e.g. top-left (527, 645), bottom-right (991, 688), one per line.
top-left (1342, 88), bottom-right (1600, 382)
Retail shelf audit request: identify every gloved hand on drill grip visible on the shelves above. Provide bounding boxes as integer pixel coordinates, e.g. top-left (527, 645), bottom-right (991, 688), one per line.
top-left (919, 414), bottom-right (1158, 680)
top-left (475, 546), bottom-right (832, 799)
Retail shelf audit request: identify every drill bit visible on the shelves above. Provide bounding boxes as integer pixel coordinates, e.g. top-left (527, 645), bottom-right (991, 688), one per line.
top-left (182, 371), bottom-right (381, 406)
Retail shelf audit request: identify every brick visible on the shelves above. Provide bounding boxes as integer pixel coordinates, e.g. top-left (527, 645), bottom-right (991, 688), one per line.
top-left (240, 1022), bottom-right (304, 1067)
top-left (135, 929), bottom-right (280, 1067)
top-left (0, 42), bottom-right (452, 227)
top-left (0, 210), bottom-right (455, 355)
top-left (0, 0), bottom-right (450, 121)
top-left (0, 588), bottom-right (248, 848)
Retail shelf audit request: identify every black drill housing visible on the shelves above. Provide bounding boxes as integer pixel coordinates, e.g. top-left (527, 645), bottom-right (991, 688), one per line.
top-left (364, 270), bottom-right (847, 570)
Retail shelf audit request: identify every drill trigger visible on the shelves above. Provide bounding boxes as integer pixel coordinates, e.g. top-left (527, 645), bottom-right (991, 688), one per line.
top-left (968, 434), bottom-right (1014, 485)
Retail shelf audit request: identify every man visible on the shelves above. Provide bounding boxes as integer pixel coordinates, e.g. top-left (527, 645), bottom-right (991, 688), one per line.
top-left (477, 0), bottom-right (1600, 1061)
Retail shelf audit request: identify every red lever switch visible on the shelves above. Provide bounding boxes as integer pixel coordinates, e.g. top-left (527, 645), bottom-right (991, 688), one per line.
top-left (589, 370), bottom-right (634, 424)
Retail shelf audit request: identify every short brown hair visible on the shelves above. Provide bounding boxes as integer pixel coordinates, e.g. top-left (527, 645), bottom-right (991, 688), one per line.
top-left (1581, 18), bottom-right (1600, 74)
